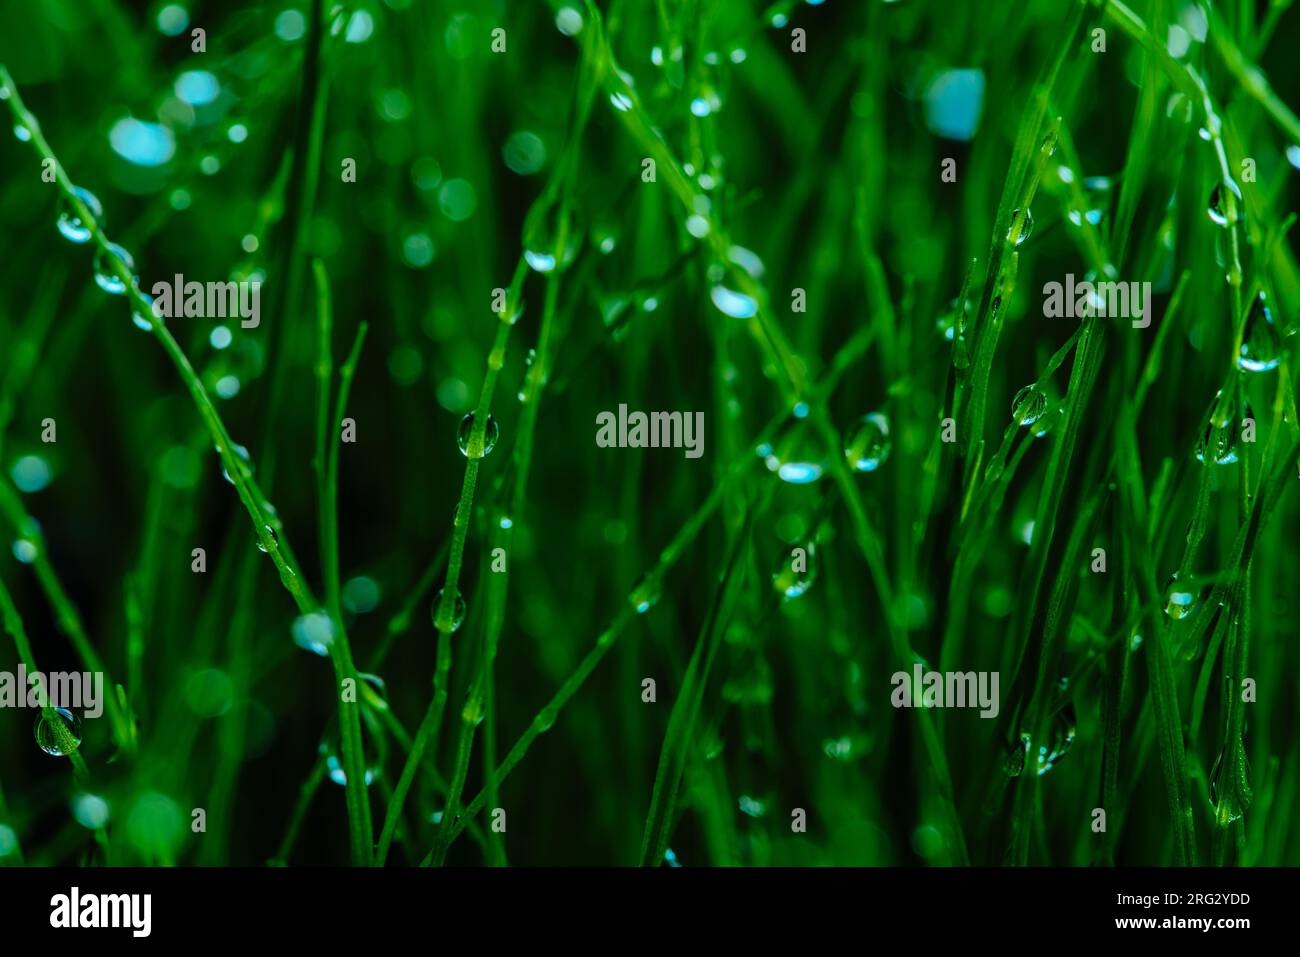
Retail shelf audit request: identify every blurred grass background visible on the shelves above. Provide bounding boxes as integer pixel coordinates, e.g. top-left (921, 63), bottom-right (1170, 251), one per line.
top-left (1, 0), bottom-right (1299, 866)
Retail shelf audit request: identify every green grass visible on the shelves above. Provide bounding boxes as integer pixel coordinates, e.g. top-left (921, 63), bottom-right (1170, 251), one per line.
top-left (0, 0), bottom-right (1298, 867)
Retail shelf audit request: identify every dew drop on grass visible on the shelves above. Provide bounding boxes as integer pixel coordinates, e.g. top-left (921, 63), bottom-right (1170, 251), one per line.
top-left (1003, 732), bottom-right (1030, 777)
top-left (1196, 415), bottom-right (1238, 465)
top-left (772, 542), bottom-right (818, 599)
top-left (34, 708), bottom-right (82, 756)
top-left (1035, 703), bottom-right (1076, 775)
top-left (522, 204), bottom-right (579, 272)
top-left (431, 587), bottom-right (467, 632)
top-left (777, 461), bottom-right (823, 484)
top-left (321, 737), bottom-right (377, 788)
top-left (1237, 292), bottom-right (1281, 372)
top-left (1007, 207), bottom-right (1033, 246)
top-left (56, 186), bottom-right (103, 243)
top-left (93, 242), bottom-right (137, 295)
top-left (845, 412), bottom-right (891, 472)
top-left (457, 412), bottom-right (499, 458)
top-left (629, 574), bottom-right (661, 614)
top-left (255, 524), bottom-right (277, 554)
top-left (220, 442), bottom-right (253, 484)
top-left (1163, 572), bottom-right (1198, 619)
top-left (291, 612), bottom-right (334, 656)
top-left (727, 245), bottom-right (765, 279)
top-left (709, 285), bottom-right (758, 319)
top-left (1207, 179), bottom-right (1243, 227)
top-left (132, 295), bottom-right (159, 332)
top-left (1011, 385), bottom-right (1047, 426)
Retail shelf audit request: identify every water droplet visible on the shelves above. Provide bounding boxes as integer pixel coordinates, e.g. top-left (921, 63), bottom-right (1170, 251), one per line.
top-left (56, 186), bottom-right (103, 243)
top-left (609, 91), bottom-right (634, 112)
top-left (93, 243), bottom-right (137, 295)
top-left (132, 295), bottom-right (159, 332)
top-left (1003, 733), bottom-right (1030, 777)
top-left (522, 202), bottom-right (580, 273)
top-left (1208, 179), bottom-right (1243, 227)
top-left (1036, 704), bottom-right (1076, 775)
top-left (34, 708), bottom-right (83, 756)
top-left (738, 795), bottom-right (766, 818)
top-left (72, 792), bottom-right (111, 829)
top-left (727, 245), bottom-right (765, 279)
top-left (629, 574), bottom-right (661, 614)
top-left (1196, 409), bottom-right (1239, 465)
top-left (772, 543), bottom-right (818, 599)
top-left (845, 412), bottom-right (891, 471)
top-left (457, 412), bottom-right (499, 458)
top-left (255, 524), bottom-right (277, 554)
top-left (1007, 207), bottom-right (1033, 246)
top-left (292, 612), bottom-right (335, 656)
top-left (709, 285), bottom-right (758, 319)
top-left (220, 442), bottom-right (253, 484)
top-left (937, 297), bottom-right (970, 342)
top-left (320, 727), bottom-right (379, 787)
top-left (1011, 385), bottom-right (1047, 426)
top-left (777, 461), bottom-right (823, 484)
top-left (1164, 572), bottom-right (1198, 619)
top-left (10, 454), bottom-right (51, 493)
top-left (1238, 292), bottom-right (1281, 372)
top-left (432, 588), bottom-right (467, 632)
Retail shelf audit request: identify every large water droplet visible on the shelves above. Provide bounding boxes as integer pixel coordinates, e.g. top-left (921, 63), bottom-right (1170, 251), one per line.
top-left (1011, 385), bottom-right (1047, 426)
top-left (292, 612), bottom-right (335, 656)
top-left (432, 588), bottom-right (467, 632)
top-left (93, 243), bottom-right (137, 295)
top-left (776, 461), bottom-right (823, 484)
top-left (1238, 292), bottom-right (1281, 372)
top-left (132, 295), bottom-right (159, 332)
top-left (1164, 571), bottom-right (1198, 619)
top-left (1003, 733), bottom-right (1031, 777)
top-left (845, 412), bottom-right (891, 471)
top-left (1196, 408), bottom-right (1239, 466)
top-left (710, 285), bottom-right (758, 319)
top-left (320, 721), bottom-right (380, 787)
top-left (772, 543), bottom-right (818, 599)
top-left (35, 708), bottom-right (83, 756)
top-left (522, 203), bottom-right (580, 273)
top-left (629, 575), bottom-right (662, 614)
top-left (220, 442), bottom-right (253, 484)
top-left (56, 186), bottom-right (103, 244)
top-left (457, 412), bottom-right (499, 458)
top-left (1007, 207), bottom-right (1033, 246)
top-left (1207, 179), bottom-right (1243, 227)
